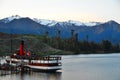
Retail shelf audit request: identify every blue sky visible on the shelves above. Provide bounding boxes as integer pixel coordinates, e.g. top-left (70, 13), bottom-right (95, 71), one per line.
top-left (0, 0), bottom-right (120, 23)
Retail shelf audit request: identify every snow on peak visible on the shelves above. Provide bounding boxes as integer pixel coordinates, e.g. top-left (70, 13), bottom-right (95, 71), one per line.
top-left (33, 18), bottom-right (58, 27)
top-left (68, 20), bottom-right (85, 26)
top-left (67, 20), bottom-right (102, 26)
top-left (2, 15), bottom-right (21, 23)
top-left (33, 19), bottom-right (102, 27)
top-left (9, 15), bottom-right (21, 20)
top-left (1, 15), bottom-right (102, 27)
top-left (84, 22), bottom-right (102, 26)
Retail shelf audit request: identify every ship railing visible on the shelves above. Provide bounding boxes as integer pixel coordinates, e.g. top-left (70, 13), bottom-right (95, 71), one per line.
top-left (10, 55), bottom-right (61, 61)
top-left (38, 56), bottom-right (61, 61)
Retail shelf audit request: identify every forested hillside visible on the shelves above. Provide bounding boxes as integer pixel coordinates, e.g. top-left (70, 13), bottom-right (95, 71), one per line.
top-left (0, 32), bottom-right (120, 56)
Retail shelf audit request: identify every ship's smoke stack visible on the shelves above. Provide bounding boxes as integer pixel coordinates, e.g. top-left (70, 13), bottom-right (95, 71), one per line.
top-left (20, 40), bottom-right (25, 56)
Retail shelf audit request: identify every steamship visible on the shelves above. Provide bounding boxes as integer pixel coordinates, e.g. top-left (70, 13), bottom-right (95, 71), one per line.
top-left (6, 40), bottom-right (62, 72)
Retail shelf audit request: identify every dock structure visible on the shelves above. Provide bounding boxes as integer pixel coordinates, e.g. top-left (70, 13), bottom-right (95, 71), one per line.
top-left (0, 57), bottom-right (32, 76)
top-left (0, 64), bottom-right (31, 76)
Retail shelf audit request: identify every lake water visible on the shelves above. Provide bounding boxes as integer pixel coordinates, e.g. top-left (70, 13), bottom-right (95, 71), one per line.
top-left (1, 53), bottom-right (120, 80)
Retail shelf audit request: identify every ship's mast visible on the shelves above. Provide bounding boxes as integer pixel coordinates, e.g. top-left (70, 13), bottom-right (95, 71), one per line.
top-left (10, 38), bottom-right (12, 53)
top-left (10, 30), bottom-right (13, 54)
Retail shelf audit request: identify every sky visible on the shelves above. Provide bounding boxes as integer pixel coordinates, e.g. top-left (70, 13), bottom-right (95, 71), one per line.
top-left (0, 0), bottom-right (120, 23)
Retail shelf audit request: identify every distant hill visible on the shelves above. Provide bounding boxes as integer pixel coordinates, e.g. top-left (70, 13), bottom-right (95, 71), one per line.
top-left (0, 15), bottom-right (120, 44)
top-left (0, 33), bottom-right (65, 56)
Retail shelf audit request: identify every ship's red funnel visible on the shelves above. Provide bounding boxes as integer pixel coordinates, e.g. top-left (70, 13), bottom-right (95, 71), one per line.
top-left (20, 40), bottom-right (25, 56)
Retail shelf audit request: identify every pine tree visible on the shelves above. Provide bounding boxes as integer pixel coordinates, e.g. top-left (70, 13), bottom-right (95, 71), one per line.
top-left (71, 29), bottom-right (74, 38)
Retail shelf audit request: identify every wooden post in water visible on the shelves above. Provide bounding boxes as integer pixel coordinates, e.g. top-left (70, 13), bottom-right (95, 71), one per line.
top-left (0, 57), bottom-right (1, 68)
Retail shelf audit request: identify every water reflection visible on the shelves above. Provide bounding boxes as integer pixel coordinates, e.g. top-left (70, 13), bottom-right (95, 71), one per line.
top-left (19, 71), bottom-right (62, 80)
top-left (0, 71), bottom-right (62, 80)
top-left (1, 54), bottom-right (120, 80)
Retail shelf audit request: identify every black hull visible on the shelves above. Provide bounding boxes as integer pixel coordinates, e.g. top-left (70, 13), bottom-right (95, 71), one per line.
top-left (31, 68), bottom-right (61, 72)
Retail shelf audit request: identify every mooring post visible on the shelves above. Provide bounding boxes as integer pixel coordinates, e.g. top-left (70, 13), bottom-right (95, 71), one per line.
top-left (0, 58), bottom-right (1, 69)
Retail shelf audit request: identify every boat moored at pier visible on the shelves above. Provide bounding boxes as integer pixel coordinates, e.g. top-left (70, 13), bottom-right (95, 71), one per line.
top-left (6, 40), bottom-right (62, 72)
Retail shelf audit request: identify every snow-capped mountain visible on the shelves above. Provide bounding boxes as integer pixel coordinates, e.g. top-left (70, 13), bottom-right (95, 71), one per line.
top-left (0, 15), bottom-right (120, 43)
top-left (33, 19), bottom-right (101, 27)
top-left (66, 20), bottom-right (102, 26)
top-left (0, 15), bottom-right (21, 23)
top-left (1, 15), bottom-right (102, 27)
top-left (33, 18), bottom-right (58, 27)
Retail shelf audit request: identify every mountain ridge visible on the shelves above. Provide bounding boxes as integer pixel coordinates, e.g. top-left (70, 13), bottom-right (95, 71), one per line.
top-left (0, 15), bottom-right (120, 43)
top-left (0, 15), bottom-right (106, 26)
